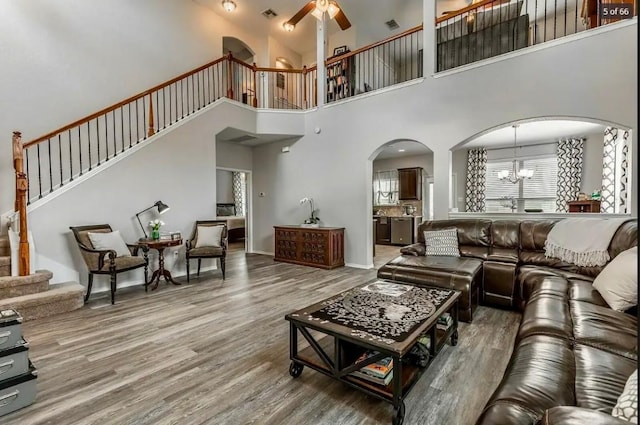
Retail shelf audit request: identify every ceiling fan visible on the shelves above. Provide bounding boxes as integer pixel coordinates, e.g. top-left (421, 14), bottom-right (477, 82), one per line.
top-left (284, 0), bottom-right (352, 31)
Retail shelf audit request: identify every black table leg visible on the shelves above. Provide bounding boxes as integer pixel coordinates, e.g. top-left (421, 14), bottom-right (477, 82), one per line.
top-left (392, 355), bottom-right (405, 425)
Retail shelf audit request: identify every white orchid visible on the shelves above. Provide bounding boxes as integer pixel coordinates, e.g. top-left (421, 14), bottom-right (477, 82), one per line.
top-left (299, 197), bottom-right (320, 224)
top-left (149, 219), bottom-right (165, 230)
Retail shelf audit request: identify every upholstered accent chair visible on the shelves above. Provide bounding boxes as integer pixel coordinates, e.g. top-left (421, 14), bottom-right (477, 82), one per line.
top-left (70, 224), bottom-right (149, 304)
top-left (185, 220), bottom-right (228, 282)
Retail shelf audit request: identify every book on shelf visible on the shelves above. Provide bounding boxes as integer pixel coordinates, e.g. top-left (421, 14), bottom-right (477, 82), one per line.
top-left (351, 369), bottom-right (394, 386)
top-left (352, 351), bottom-right (393, 379)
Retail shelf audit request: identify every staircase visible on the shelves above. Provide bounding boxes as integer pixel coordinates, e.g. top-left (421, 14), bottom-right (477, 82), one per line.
top-left (0, 236), bottom-right (84, 321)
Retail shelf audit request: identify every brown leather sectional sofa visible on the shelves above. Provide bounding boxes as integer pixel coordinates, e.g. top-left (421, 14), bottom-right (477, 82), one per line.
top-left (377, 218), bottom-right (638, 425)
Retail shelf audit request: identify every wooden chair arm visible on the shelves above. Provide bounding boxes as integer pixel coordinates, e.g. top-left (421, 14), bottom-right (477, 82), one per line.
top-left (127, 243), bottom-right (149, 256)
top-left (77, 244), bottom-right (117, 270)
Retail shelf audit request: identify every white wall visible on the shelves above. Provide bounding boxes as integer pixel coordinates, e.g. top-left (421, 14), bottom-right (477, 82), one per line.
top-left (0, 0), bottom-right (269, 217)
top-left (216, 170), bottom-right (234, 203)
top-left (252, 22), bottom-right (637, 268)
top-left (28, 101), bottom-right (258, 289)
top-left (216, 140), bottom-right (254, 171)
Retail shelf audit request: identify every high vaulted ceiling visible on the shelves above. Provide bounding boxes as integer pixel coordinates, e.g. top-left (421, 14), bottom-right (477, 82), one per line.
top-left (194, 0), bottom-right (423, 57)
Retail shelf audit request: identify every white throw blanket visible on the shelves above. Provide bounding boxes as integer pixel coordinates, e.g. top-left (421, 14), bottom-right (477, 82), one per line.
top-left (545, 218), bottom-right (629, 267)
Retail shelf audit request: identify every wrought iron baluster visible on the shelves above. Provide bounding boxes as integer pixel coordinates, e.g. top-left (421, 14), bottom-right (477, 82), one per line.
top-left (87, 122), bottom-right (92, 171)
top-left (47, 139), bottom-right (53, 194)
top-left (36, 143), bottom-right (43, 199)
top-left (68, 129), bottom-right (73, 181)
top-left (25, 149), bottom-right (31, 204)
top-left (59, 134), bottom-right (63, 187)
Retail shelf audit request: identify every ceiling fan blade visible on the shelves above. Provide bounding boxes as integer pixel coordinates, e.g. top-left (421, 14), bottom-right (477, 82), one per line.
top-left (287, 1), bottom-right (316, 26)
top-left (333, 2), bottom-right (351, 30)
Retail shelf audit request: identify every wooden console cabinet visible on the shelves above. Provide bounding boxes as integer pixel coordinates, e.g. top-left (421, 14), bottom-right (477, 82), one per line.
top-left (568, 200), bottom-right (601, 213)
top-left (274, 226), bottom-right (345, 269)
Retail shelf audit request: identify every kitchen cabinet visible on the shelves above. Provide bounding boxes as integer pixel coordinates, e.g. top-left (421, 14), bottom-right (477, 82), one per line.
top-left (398, 167), bottom-right (422, 200)
top-left (375, 217), bottom-right (391, 245)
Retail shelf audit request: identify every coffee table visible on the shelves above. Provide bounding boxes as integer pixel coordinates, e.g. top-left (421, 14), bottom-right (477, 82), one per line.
top-left (285, 280), bottom-right (461, 425)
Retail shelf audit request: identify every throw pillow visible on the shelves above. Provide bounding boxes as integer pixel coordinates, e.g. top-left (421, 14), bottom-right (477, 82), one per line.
top-left (195, 225), bottom-right (224, 248)
top-left (424, 228), bottom-right (460, 257)
top-left (612, 369), bottom-right (638, 423)
top-left (87, 231), bottom-right (131, 257)
top-left (593, 246), bottom-right (638, 311)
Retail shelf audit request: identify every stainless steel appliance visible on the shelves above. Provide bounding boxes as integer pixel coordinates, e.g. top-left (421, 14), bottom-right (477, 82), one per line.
top-left (391, 217), bottom-right (413, 245)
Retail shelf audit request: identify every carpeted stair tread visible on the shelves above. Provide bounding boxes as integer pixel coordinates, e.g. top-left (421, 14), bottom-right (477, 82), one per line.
top-left (0, 269), bottom-right (53, 299)
top-left (0, 236), bottom-right (9, 256)
top-left (0, 281), bottom-right (84, 321)
top-left (0, 255), bottom-right (10, 277)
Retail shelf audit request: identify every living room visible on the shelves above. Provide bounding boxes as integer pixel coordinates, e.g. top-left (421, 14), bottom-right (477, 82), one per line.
top-left (0, 0), bottom-right (637, 423)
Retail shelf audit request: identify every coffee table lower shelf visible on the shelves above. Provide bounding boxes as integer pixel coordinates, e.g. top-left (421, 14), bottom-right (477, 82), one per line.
top-left (287, 310), bottom-right (459, 425)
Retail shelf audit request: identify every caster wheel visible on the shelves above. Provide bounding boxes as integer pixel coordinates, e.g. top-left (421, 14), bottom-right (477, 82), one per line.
top-left (392, 402), bottom-right (405, 425)
top-left (451, 330), bottom-right (459, 346)
top-left (289, 362), bottom-right (304, 378)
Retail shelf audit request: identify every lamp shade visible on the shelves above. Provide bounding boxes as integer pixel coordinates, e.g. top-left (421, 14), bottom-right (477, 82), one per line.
top-left (155, 201), bottom-right (170, 214)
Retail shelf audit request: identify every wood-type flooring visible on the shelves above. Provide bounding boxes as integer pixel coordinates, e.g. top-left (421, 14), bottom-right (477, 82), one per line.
top-left (5, 251), bottom-right (521, 425)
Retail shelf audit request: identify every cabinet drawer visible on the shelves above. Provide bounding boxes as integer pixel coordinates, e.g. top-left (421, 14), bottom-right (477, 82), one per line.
top-left (0, 310), bottom-right (23, 352)
top-left (0, 362), bottom-right (37, 418)
top-left (0, 339), bottom-right (30, 382)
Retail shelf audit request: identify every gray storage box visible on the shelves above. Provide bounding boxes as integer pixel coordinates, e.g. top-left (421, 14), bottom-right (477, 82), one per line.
top-left (0, 310), bottom-right (23, 352)
top-left (0, 362), bottom-right (37, 418)
top-left (0, 339), bottom-right (29, 382)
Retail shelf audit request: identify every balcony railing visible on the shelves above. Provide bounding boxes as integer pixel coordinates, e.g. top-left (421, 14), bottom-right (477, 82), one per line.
top-left (325, 25), bottom-right (424, 103)
top-left (436, 0), bottom-right (637, 71)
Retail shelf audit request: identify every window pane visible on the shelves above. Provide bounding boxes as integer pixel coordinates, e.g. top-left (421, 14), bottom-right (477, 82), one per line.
top-left (522, 157), bottom-right (558, 198)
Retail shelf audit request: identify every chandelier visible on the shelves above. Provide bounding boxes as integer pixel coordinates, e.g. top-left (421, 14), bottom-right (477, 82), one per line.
top-left (497, 124), bottom-right (534, 184)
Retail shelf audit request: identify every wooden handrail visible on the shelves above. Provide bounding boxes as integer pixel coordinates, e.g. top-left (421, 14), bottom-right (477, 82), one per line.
top-left (326, 24), bottom-right (423, 65)
top-left (24, 55), bottom-right (229, 148)
top-left (435, 0), bottom-right (504, 24)
top-left (24, 52), bottom-right (315, 149)
top-left (12, 131), bottom-right (30, 276)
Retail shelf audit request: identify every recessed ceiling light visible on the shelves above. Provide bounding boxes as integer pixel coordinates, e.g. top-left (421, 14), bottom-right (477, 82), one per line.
top-left (398, 149), bottom-right (406, 152)
top-left (283, 22), bottom-right (295, 32)
top-left (222, 0), bottom-right (236, 12)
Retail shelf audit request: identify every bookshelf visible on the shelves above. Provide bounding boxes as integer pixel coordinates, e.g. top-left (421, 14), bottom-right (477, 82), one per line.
top-left (326, 51), bottom-right (355, 103)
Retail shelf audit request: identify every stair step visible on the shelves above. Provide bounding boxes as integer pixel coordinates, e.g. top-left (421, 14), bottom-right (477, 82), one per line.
top-left (0, 282), bottom-right (84, 321)
top-left (0, 255), bottom-right (9, 277)
top-left (0, 270), bottom-right (53, 299)
top-left (0, 236), bottom-right (9, 257)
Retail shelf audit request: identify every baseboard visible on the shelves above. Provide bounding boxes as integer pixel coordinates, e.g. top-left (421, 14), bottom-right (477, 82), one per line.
top-left (87, 264), bottom-right (219, 295)
top-left (251, 250), bottom-right (274, 256)
top-left (346, 263), bottom-right (374, 270)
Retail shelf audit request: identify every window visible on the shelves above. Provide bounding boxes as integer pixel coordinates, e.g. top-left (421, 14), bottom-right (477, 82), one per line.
top-left (485, 156), bottom-right (558, 212)
top-left (373, 170), bottom-right (399, 206)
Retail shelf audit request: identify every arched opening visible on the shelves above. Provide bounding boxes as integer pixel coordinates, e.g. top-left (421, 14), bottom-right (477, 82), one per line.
top-left (451, 117), bottom-right (633, 215)
top-left (369, 139), bottom-right (434, 268)
top-left (222, 36), bottom-right (255, 63)
top-left (222, 37), bottom-right (256, 105)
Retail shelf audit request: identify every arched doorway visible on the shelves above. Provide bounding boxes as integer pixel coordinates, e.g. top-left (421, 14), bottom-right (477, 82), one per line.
top-left (369, 139), bottom-right (434, 269)
top-left (223, 37), bottom-right (256, 105)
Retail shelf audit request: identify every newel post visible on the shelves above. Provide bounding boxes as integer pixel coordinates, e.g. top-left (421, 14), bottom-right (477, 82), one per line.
top-left (227, 52), bottom-right (234, 99)
top-left (252, 62), bottom-right (258, 108)
top-left (12, 131), bottom-right (30, 276)
top-left (148, 94), bottom-right (155, 137)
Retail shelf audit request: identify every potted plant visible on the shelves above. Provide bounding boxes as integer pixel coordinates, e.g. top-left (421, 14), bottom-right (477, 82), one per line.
top-left (149, 219), bottom-right (165, 240)
top-left (299, 197), bottom-right (320, 228)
